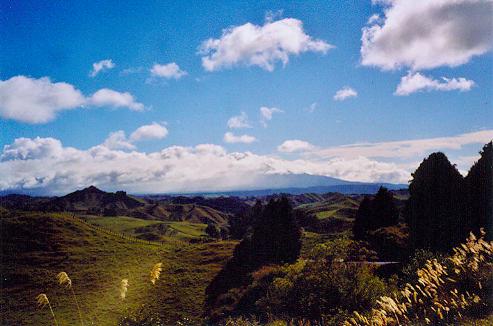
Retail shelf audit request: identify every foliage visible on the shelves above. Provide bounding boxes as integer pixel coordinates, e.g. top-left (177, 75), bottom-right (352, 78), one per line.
top-left (464, 142), bottom-right (493, 240)
top-left (255, 238), bottom-right (387, 322)
top-left (206, 197), bottom-right (302, 322)
top-left (353, 187), bottom-right (399, 240)
top-left (367, 223), bottom-right (409, 261)
top-left (405, 152), bottom-right (465, 251)
top-left (345, 229), bottom-right (493, 325)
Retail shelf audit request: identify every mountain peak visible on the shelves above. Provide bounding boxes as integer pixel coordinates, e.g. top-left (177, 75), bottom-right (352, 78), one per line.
top-left (84, 185), bottom-right (104, 193)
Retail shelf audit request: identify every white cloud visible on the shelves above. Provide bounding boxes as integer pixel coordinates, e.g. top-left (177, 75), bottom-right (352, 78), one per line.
top-left (102, 131), bottom-right (136, 150)
top-left (311, 130), bottom-right (493, 159)
top-left (0, 76), bottom-right (85, 124)
top-left (101, 123), bottom-right (168, 150)
top-left (333, 87), bottom-right (358, 101)
top-left (129, 122), bottom-right (168, 142)
top-left (199, 18), bottom-right (333, 71)
top-left (150, 63), bottom-right (187, 79)
top-left (0, 76), bottom-right (145, 123)
top-left (0, 137), bottom-right (411, 194)
top-left (88, 88), bottom-right (144, 111)
top-left (361, 0), bottom-right (493, 71)
top-left (394, 72), bottom-right (475, 95)
top-left (90, 59), bottom-right (115, 77)
top-left (227, 112), bottom-right (251, 129)
top-left (260, 106), bottom-right (283, 127)
top-left (3, 130), bottom-right (490, 193)
top-left (278, 140), bottom-right (315, 153)
top-left (223, 132), bottom-right (257, 144)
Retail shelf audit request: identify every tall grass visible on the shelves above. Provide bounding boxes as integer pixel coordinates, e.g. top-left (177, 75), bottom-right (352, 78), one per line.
top-left (345, 229), bottom-right (493, 325)
top-left (120, 279), bottom-right (129, 300)
top-left (36, 293), bottom-right (59, 326)
top-left (57, 271), bottom-right (84, 326)
top-left (150, 263), bottom-right (163, 285)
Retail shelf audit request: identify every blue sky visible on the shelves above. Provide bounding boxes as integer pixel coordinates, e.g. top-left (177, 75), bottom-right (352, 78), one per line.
top-left (0, 0), bottom-right (492, 194)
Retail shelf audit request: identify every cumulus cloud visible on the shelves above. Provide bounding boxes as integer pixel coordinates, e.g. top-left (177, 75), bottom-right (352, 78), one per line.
top-left (227, 112), bottom-right (251, 129)
top-left (260, 106), bottom-right (283, 127)
top-left (361, 0), bottom-right (493, 71)
top-left (0, 76), bottom-right (145, 123)
top-left (394, 72), bottom-right (475, 95)
top-left (129, 122), bottom-right (168, 142)
top-left (333, 87), bottom-right (358, 101)
top-left (88, 89), bottom-right (144, 111)
top-left (311, 130), bottom-right (493, 159)
top-left (90, 59), bottom-right (115, 77)
top-left (102, 131), bottom-right (136, 150)
top-left (101, 122), bottom-right (168, 150)
top-left (199, 18), bottom-right (333, 71)
top-left (223, 132), bottom-right (257, 144)
top-left (150, 63), bottom-right (187, 79)
top-left (278, 140), bottom-right (315, 153)
top-left (0, 76), bottom-right (86, 124)
top-left (0, 137), bottom-right (411, 194)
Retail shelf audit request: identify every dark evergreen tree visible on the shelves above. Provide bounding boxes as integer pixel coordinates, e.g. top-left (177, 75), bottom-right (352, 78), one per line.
top-left (251, 197), bottom-right (302, 264)
top-left (353, 187), bottom-right (399, 240)
top-left (465, 142), bottom-right (493, 240)
top-left (372, 187), bottom-right (399, 228)
top-left (353, 196), bottom-right (372, 239)
top-left (205, 197), bottom-right (301, 321)
top-left (405, 152), bottom-right (464, 251)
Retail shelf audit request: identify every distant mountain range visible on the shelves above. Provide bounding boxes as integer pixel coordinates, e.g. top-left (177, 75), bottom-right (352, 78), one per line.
top-left (0, 173), bottom-right (407, 199)
top-left (163, 173), bottom-right (407, 197)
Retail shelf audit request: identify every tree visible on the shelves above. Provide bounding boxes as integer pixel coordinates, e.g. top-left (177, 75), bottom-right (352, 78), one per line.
top-left (464, 142), bottom-right (493, 240)
top-left (353, 187), bottom-right (399, 240)
top-left (353, 196), bottom-right (372, 239)
top-left (205, 197), bottom-right (301, 322)
top-left (405, 152), bottom-right (464, 251)
top-left (251, 197), bottom-right (302, 265)
top-left (372, 187), bottom-right (399, 228)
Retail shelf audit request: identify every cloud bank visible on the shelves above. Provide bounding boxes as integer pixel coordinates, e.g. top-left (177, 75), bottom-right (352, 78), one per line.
top-left (0, 137), bottom-right (410, 194)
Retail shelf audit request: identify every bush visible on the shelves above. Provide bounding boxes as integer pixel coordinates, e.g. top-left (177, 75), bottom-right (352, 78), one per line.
top-left (255, 239), bottom-right (388, 322)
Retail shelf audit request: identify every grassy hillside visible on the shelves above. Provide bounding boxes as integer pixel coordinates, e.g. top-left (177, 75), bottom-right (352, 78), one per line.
top-left (0, 210), bottom-right (236, 325)
top-left (83, 215), bottom-right (209, 241)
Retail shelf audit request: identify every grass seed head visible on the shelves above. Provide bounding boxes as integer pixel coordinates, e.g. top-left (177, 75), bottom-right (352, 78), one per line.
top-left (150, 263), bottom-right (163, 285)
top-left (57, 272), bottom-right (72, 288)
top-left (36, 293), bottom-right (50, 308)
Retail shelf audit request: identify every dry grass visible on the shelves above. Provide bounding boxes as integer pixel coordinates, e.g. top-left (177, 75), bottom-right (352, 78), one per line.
top-left (150, 262), bottom-right (163, 285)
top-left (345, 229), bottom-right (493, 325)
top-left (36, 293), bottom-right (59, 326)
top-left (120, 279), bottom-right (129, 300)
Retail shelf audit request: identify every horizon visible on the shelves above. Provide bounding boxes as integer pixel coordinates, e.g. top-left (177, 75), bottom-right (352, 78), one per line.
top-left (1, 1), bottom-right (492, 195)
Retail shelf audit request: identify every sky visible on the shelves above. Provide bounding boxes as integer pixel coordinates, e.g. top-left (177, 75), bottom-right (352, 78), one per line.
top-left (0, 0), bottom-right (492, 194)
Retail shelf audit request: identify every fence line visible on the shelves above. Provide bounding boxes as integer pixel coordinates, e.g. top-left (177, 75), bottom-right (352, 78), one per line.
top-left (67, 213), bottom-right (188, 248)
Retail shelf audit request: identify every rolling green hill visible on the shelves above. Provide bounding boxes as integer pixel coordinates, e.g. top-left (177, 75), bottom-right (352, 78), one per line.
top-left (0, 210), bottom-right (236, 325)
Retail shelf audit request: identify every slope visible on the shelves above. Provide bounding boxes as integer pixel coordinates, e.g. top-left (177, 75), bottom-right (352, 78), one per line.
top-left (0, 209), bottom-right (236, 325)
